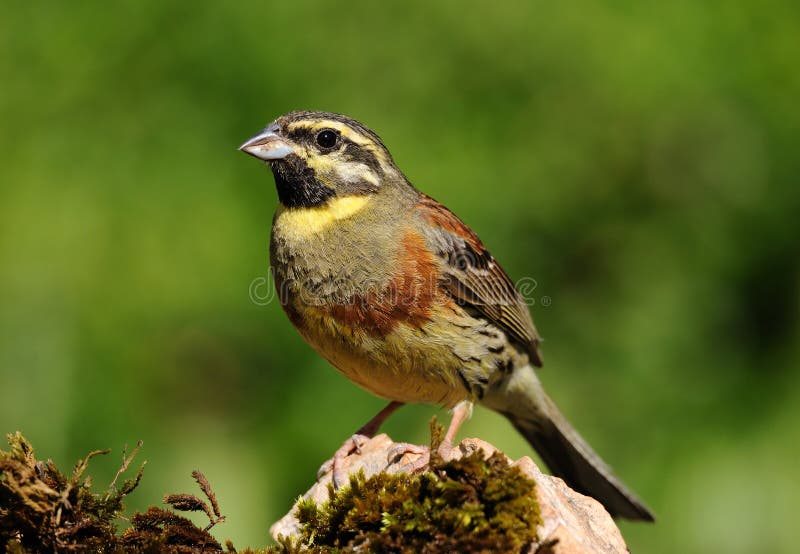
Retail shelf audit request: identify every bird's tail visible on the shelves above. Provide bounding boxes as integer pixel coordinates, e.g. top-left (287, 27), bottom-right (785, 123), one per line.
top-left (482, 365), bottom-right (654, 521)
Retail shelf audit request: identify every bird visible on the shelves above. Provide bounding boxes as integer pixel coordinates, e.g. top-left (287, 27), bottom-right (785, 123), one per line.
top-left (239, 110), bottom-right (654, 521)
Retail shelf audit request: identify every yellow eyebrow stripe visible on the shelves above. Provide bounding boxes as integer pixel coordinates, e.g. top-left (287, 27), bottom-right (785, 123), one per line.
top-left (287, 120), bottom-right (372, 146)
top-left (274, 195), bottom-right (371, 238)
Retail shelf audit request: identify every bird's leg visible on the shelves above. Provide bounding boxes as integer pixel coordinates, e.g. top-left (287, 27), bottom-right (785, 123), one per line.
top-left (389, 400), bottom-right (473, 472)
top-left (440, 399), bottom-right (473, 455)
top-left (318, 401), bottom-right (404, 488)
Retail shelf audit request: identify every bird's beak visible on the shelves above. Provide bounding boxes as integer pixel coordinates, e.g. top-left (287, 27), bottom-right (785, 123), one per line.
top-left (238, 125), bottom-right (293, 161)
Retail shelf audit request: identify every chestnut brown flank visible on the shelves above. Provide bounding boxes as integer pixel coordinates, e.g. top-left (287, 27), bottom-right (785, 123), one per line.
top-left (327, 229), bottom-right (440, 337)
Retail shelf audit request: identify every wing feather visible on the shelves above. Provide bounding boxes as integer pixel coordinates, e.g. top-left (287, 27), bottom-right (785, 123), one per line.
top-left (416, 194), bottom-right (543, 366)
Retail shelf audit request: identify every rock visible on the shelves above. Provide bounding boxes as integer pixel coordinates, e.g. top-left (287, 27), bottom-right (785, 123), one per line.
top-left (271, 434), bottom-right (629, 554)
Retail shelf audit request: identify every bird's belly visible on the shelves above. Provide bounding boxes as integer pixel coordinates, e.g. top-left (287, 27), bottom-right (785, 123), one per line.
top-left (290, 302), bottom-right (470, 408)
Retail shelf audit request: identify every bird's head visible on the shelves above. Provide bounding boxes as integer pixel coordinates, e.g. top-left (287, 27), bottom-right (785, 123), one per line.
top-left (239, 111), bottom-right (401, 209)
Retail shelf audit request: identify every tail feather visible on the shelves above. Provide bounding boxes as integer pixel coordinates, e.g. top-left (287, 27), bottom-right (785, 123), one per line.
top-left (511, 395), bottom-right (654, 521)
top-left (482, 366), bottom-right (654, 522)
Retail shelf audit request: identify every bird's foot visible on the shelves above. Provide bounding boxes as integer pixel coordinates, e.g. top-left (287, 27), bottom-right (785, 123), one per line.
top-left (387, 442), bottom-right (429, 467)
top-left (317, 433), bottom-right (371, 488)
top-left (388, 442), bottom-right (430, 473)
top-left (388, 439), bottom-right (463, 474)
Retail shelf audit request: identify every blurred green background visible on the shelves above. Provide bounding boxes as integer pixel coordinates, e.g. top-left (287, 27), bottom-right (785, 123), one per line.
top-left (1, 1), bottom-right (799, 552)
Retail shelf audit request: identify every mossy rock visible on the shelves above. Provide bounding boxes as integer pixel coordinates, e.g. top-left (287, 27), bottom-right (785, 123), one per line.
top-left (271, 449), bottom-right (541, 553)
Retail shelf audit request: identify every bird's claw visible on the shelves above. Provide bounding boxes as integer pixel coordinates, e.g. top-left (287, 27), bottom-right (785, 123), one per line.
top-left (317, 433), bottom-right (371, 488)
top-left (387, 442), bottom-right (431, 473)
top-left (387, 440), bottom-right (463, 474)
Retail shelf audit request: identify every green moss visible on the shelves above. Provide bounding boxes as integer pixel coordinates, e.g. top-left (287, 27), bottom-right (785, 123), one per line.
top-left (270, 422), bottom-right (541, 553)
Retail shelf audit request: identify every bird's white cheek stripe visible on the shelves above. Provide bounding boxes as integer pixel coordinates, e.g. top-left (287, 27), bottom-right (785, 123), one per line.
top-left (304, 155), bottom-right (380, 188)
top-left (335, 161), bottom-right (380, 186)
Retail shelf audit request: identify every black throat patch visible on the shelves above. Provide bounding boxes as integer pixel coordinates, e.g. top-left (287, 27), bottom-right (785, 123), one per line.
top-left (269, 154), bottom-right (335, 208)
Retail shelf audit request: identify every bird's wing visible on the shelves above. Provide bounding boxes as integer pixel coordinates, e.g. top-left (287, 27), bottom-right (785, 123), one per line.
top-left (416, 194), bottom-right (543, 366)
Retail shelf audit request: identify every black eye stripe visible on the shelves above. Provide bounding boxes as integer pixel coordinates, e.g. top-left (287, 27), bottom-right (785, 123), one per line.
top-left (285, 126), bottom-right (333, 144)
top-left (342, 140), bottom-right (384, 176)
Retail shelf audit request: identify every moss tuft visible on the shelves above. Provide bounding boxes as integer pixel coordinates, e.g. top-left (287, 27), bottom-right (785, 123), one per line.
top-left (271, 427), bottom-right (541, 553)
top-left (0, 432), bottom-right (236, 553)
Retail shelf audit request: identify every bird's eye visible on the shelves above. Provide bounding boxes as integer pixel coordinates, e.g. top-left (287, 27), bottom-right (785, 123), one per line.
top-left (315, 129), bottom-right (339, 149)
